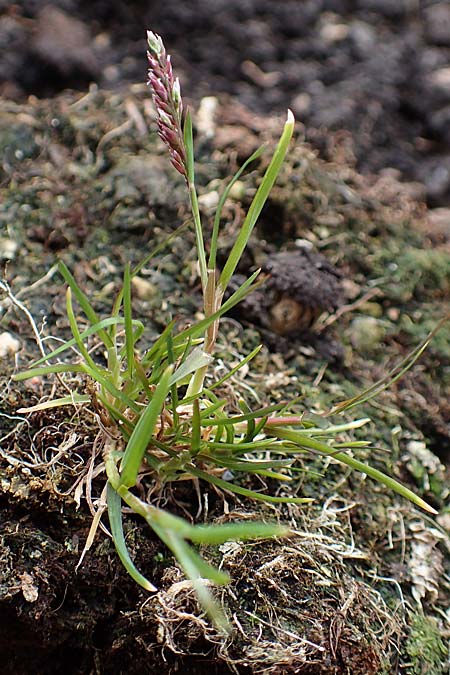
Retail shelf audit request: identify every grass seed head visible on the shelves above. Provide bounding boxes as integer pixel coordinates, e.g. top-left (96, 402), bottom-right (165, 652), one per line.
top-left (146, 30), bottom-right (187, 179)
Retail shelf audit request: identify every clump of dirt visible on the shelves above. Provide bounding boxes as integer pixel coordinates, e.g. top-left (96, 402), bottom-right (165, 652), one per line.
top-left (1, 86), bottom-right (449, 673)
top-left (228, 249), bottom-right (344, 361)
top-left (237, 249), bottom-right (343, 335)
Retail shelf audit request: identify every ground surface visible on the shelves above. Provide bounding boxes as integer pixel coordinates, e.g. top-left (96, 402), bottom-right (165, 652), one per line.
top-left (1, 0), bottom-right (450, 206)
top-left (1, 2), bottom-right (450, 674)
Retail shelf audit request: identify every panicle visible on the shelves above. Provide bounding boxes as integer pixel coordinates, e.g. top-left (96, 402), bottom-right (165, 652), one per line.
top-left (146, 31), bottom-right (187, 179)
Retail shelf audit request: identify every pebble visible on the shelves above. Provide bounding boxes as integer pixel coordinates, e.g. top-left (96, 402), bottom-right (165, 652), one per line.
top-left (319, 23), bottom-right (349, 44)
top-left (0, 331), bottom-right (20, 359)
top-left (196, 97), bottom-right (219, 139)
top-left (406, 440), bottom-right (443, 475)
top-left (291, 92), bottom-right (312, 117)
top-left (349, 316), bottom-right (386, 351)
top-left (0, 238), bottom-right (18, 261)
top-left (228, 180), bottom-right (247, 201)
top-left (131, 276), bottom-right (158, 301)
top-left (198, 190), bottom-right (220, 211)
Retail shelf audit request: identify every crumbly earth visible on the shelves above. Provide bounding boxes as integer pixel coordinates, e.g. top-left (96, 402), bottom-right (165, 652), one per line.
top-left (1, 85), bottom-right (449, 675)
top-left (1, 0), bottom-right (450, 207)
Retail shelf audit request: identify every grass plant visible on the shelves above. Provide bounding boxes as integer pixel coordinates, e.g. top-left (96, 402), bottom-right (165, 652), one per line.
top-left (14, 31), bottom-right (440, 630)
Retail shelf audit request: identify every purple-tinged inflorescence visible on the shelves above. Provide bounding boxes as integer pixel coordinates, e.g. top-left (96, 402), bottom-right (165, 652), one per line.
top-left (146, 30), bottom-right (187, 179)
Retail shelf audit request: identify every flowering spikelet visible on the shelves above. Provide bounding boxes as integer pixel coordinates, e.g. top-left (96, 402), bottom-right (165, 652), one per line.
top-left (146, 30), bottom-right (187, 179)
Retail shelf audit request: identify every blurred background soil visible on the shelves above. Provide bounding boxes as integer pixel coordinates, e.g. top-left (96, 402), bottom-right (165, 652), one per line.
top-left (1, 0), bottom-right (450, 207)
top-left (1, 2), bottom-right (450, 674)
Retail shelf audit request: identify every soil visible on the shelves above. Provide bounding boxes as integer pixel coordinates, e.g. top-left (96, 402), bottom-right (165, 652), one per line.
top-left (1, 2), bottom-right (450, 675)
top-left (1, 0), bottom-right (450, 207)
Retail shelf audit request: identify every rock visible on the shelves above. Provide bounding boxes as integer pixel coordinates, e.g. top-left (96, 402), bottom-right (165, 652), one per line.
top-left (196, 96), bottom-right (219, 139)
top-left (291, 92), bottom-right (312, 117)
top-left (349, 316), bottom-right (386, 351)
top-left (319, 22), bottom-right (349, 44)
top-left (198, 190), bottom-right (219, 211)
top-left (0, 238), bottom-right (18, 261)
top-left (425, 3), bottom-right (450, 46)
top-left (227, 180), bottom-right (247, 201)
top-left (0, 331), bottom-right (20, 359)
top-left (131, 276), bottom-right (158, 301)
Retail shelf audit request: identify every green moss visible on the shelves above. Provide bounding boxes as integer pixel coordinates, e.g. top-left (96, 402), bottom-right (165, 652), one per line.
top-left (405, 612), bottom-right (448, 675)
top-left (0, 116), bottom-right (39, 168)
top-left (396, 248), bottom-right (450, 298)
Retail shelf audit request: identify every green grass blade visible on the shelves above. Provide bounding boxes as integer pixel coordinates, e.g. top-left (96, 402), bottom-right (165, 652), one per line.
top-left (132, 220), bottom-right (191, 277)
top-left (198, 398), bottom-right (227, 419)
top-left (107, 482), bottom-right (157, 591)
top-left (130, 355), bottom-right (154, 400)
top-left (185, 520), bottom-right (289, 546)
top-left (191, 399), bottom-right (201, 455)
top-left (191, 466), bottom-right (312, 504)
top-left (141, 319), bottom-right (177, 368)
top-left (28, 317), bottom-right (144, 368)
top-left (119, 325), bottom-right (145, 364)
top-left (166, 533), bottom-right (230, 585)
top-left (263, 418), bottom-right (371, 436)
top-left (206, 439), bottom-right (285, 453)
top-left (209, 145), bottom-right (265, 269)
top-left (123, 263), bottom-right (134, 379)
top-left (239, 399), bottom-right (256, 442)
top-left (270, 426), bottom-right (437, 514)
top-left (13, 363), bottom-right (86, 381)
top-left (100, 399), bottom-right (134, 438)
top-left (157, 530), bottom-right (230, 632)
top-left (109, 222), bottom-right (191, 334)
top-left (218, 111), bottom-right (295, 292)
top-left (119, 365), bottom-right (173, 488)
top-left (201, 401), bottom-right (288, 427)
top-left (58, 261), bottom-right (113, 349)
top-left (172, 269), bottom-right (263, 347)
top-left (169, 346), bottom-right (213, 386)
top-left (115, 484), bottom-right (230, 630)
top-left (208, 457), bottom-right (293, 472)
top-left (165, 332), bottom-right (179, 426)
top-left (17, 394), bottom-right (90, 413)
top-left (66, 287), bottom-right (97, 370)
top-left (184, 109), bottom-right (207, 289)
